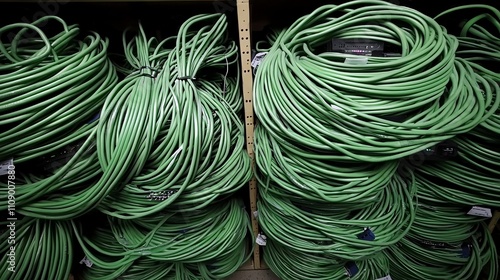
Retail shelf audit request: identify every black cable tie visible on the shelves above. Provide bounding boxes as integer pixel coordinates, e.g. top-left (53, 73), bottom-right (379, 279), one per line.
top-left (138, 73), bottom-right (157, 79)
top-left (139, 66), bottom-right (162, 71)
top-left (177, 76), bottom-right (196, 81)
top-left (138, 66), bottom-right (162, 79)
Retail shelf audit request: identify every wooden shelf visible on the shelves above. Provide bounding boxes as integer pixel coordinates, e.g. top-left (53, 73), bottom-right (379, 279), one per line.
top-left (236, 0), bottom-right (260, 270)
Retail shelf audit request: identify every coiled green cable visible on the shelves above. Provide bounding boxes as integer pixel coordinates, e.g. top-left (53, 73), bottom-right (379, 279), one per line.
top-left (387, 223), bottom-right (497, 280)
top-left (416, 5), bottom-right (500, 207)
top-left (0, 16), bottom-right (117, 219)
top-left (94, 13), bottom-right (251, 219)
top-left (255, 125), bottom-right (399, 209)
top-left (0, 13), bottom-right (251, 220)
top-left (398, 9), bottom-right (500, 277)
top-left (254, 2), bottom-right (500, 279)
top-left (409, 199), bottom-right (487, 245)
top-left (253, 0), bottom-right (492, 163)
top-left (258, 170), bottom-right (416, 261)
top-left (0, 16), bottom-right (117, 161)
top-left (0, 217), bottom-right (73, 280)
top-left (72, 199), bottom-right (253, 280)
top-left (264, 239), bottom-right (391, 280)
top-left (415, 137), bottom-right (500, 207)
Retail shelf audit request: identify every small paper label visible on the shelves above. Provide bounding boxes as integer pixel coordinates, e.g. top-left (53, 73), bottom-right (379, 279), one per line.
top-left (251, 52), bottom-right (268, 68)
top-left (467, 206), bottom-right (492, 218)
top-left (331, 104), bottom-right (342, 111)
top-left (376, 276), bottom-right (393, 280)
top-left (344, 57), bottom-right (368, 65)
top-left (253, 211), bottom-right (258, 218)
top-left (80, 256), bottom-right (93, 267)
top-left (0, 159), bottom-right (13, 176)
top-left (256, 233), bottom-right (267, 246)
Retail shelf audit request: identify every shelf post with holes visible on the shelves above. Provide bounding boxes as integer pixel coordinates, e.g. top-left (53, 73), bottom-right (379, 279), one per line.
top-left (236, 0), bottom-right (261, 270)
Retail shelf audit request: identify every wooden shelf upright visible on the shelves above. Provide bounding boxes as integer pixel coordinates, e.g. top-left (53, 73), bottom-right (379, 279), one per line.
top-left (236, 0), bottom-right (261, 270)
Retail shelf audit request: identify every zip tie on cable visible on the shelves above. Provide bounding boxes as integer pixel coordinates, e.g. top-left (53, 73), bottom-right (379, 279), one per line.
top-left (138, 66), bottom-right (162, 78)
top-left (177, 76), bottom-right (196, 81)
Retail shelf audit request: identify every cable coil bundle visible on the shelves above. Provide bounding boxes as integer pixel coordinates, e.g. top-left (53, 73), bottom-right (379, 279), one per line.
top-left (0, 15), bottom-right (115, 279)
top-left (258, 171), bottom-right (416, 260)
top-left (387, 226), bottom-right (497, 280)
top-left (70, 13), bottom-right (253, 279)
top-left (254, 1), bottom-right (500, 279)
top-left (254, 0), bottom-right (490, 163)
top-left (0, 16), bottom-right (118, 219)
top-left (0, 218), bottom-right (73, 280)
top-left (385, 6), bottom-right (500, 280)
top-left (387, 202), bottom-right (498, 280)
top-left (0, 12), bottom-right (253, 280)
top-left (415, 5), bottom-right (500, 208)
top-left (265, 239), bottom-right (391, 280)
top-left (95, 13), bottom-right (251, 219)
top-left (73, 199), bottom-right (252, 280)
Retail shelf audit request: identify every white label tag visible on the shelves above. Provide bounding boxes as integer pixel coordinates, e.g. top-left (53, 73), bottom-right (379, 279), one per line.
top-left (80, 256), bottom-right (93, 267)
top-left (344, 57), bottom-right (368, 65)
top-left (251, 52), bottom-right (268, 68)
top-left (376, 275), bottom-right (393, 280)
top-left (330, 104), bottom-right (342, 111)
top-left (253, 211), bottom-right (258, 218)
top-left (256, 234), bottom-right (267, 246)
top-left (467, 206), bottom-right (492, 218)
top-left (0, 159), bottom-right (13, 176)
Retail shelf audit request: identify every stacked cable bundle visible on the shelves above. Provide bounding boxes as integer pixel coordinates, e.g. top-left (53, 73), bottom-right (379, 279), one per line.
top-left (0, 16), bottom-right (115, 279)
top-left (0, 13), bottom-right (252, 279)
top-left (415, 5), bottom-right (500, 207)
top-left (386, 6), bottom-right (500, 280)
top-left (73, 199), bottom-right (251, 280)
top-left (0, 16), bottom-right (118, 219)
top-left (253, 0), bottom-right (499, 279)
top-left (72, 13), bottom-right (253, 279)
top-left (257, 165), bottom-right (414, 279)
top-left (0, 218), bottom-right (74, 280)
top-left (387, 199), bottom-right (498, 279)
top-left (0, 13), bottom-right (250, 221)
top-left (254, 2), bottom-right (488, 163)
top-left (95, 14), bottom-right (251, 220)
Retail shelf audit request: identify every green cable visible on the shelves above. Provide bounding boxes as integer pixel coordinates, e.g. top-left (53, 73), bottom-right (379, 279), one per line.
top-left (387, 223), bottom-right (497, 280)
top-left (0, 13), bottom-right (250, 220)
top-left (253, 0), bottom-right (492, 163)
top-left (409, 199), bottom-right (487, 245)
top-left (397, 9), bottom-right (500, 277)
top-left (0, 218), bottom-right (73, 280)
top-left (0, 16), bottom-right (117, 161)
top-left (254, 2), bottom-right (500, 279)
top-left (255, 125), bottom-right (399, 209)
top-left (416, 5), bottom-right (500, 207)
top-left (258, 170), bottom-right (417, 261)
top-left (264, 239), bottom-right (391, 280)
top-left (0, 16), bottom-right (118, 219)
top-left (94, 14), bottom-right (251, 219)
top-left (72, 199), bottom-right (253, 280)
top-left (415, 137), bottom-right (500, 207)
